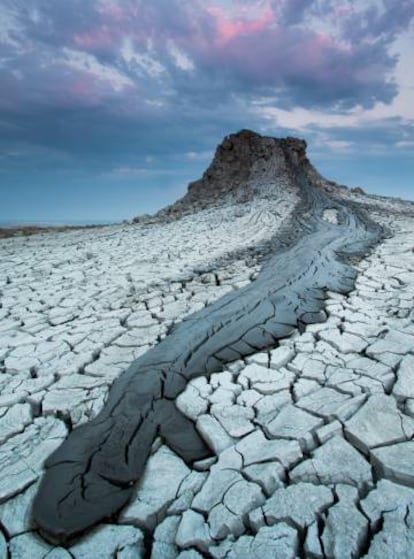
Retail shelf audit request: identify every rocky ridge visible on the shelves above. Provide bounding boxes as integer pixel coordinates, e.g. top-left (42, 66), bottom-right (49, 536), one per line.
top-left (0, 130), bottom-right (414, 558)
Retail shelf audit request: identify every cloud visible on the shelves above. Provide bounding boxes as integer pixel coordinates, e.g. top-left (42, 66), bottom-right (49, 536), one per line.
top-left (106, 165), bottom-right (192, 179)
top-left (0, 0), bottom-right (413, 210)
top-left (120, 37), bottom-right (166, 78)
top-left (167, 41), bottom-right (195, 71)
top-left (340, 0), bottom-right (414, 43)
top-left (2, 0), bottom-right (412, 115)
top-left (276, 0), bottom-right (310, 25)
top-left (63, 47), bottom-right (134, 92)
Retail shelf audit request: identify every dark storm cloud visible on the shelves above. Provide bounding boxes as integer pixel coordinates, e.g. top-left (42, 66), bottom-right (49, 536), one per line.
top-left (0, 0), bottom-right (413, 167)
top-left (306, 117), bottom-right (414, 152)
top-left (277, 0), bottom-right (310, 25)
top-left (341, 0), bottom-right (414, 43)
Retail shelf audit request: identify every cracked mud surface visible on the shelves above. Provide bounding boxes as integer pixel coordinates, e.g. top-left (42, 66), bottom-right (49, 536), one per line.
top-left (1, 132), bottom-right (414, 557)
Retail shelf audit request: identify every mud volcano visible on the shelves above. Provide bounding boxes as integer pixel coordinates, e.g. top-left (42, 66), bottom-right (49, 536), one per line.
top-left (33, 130), bottom-right (384, 542)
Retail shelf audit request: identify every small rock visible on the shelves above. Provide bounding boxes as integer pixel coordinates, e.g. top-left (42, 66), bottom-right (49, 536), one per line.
top-left (269, 346), bottom-right (295, 369)
top-left (223, 480), bottom-right (265, 516)
top-left (345, 394), bottom-right (414, 453)
top-left (176, 510), bottom-right (212, 551)
top-left (192, 467), bottom-right (243, 513)
top-left (250, 482), bottom-right (334, 530)
top-left (319, 329), bottom-right (368, 354)
top-left (371, 440), bottom-right (414, 486)
top-left (243, 461), bottom-right (285, 496)
top-left (264, 404), bottom-right (323, 449)
top-left (222, 524), bottom-right (299, 559)
top-left (236, 430), bottom-right (302, 468)
top-left (0, 531), bottom-right (8, 559)
top-left (0, 482), bottom-right (38, 536)
top-left (290, 436), bottom-right (373, 488)
top-left (9, 532), bottom-right (55, 559)
top-left (361, 479), bottom-right (414, 525)
top-left (152, 516), bottom-right (181, 559)
top-left (322, 485), bottom-right (368, 559)
top-left (304, 522), bottom-right (324, 558)
top-left (211, 404), bottom-right (255, 438)
top-left (176, 385), bottom-right (209, 420)
top-left (196, 415), bottom-right (235, 454)
top-left (0, 403), bottom-right (32, 444)
top-left (70, 524), bottom-right (144, 559)
top-left (208, 503), bottom-right (245, 540)
top-left (393, 354), bottom-right (414, 400)
top-left (120, 446), bottom-right (190, 530)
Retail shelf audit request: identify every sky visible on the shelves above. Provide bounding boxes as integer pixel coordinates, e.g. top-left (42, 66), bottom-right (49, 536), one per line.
top-left (0, 0), bottom-right (413, 225)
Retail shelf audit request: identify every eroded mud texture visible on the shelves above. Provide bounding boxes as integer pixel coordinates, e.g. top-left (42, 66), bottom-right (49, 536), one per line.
top-left (32, 134), bottom-right (383, 543)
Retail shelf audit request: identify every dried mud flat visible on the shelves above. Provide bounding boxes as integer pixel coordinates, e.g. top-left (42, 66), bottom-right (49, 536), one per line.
top-left (1, 132), bottom-right (414, 558)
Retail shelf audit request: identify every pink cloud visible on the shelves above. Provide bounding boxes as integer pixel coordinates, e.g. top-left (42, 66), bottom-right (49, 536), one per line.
top-left (99, 1), bottom-right (126, 20)
top-left (335, 4), bottom-right (355, 17)
top-left (66, 71), bottom-right (134, 107)
top-left (208, 3), bottom-right (274, 44)
top-left (70, 76), bottom-right (96, 101)
top-left (74, 27), bottom-right (114, 49)
top-left (48, 74), bottom-right (103, 108)
top-left (315, 33), bottom-right (334, 49)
